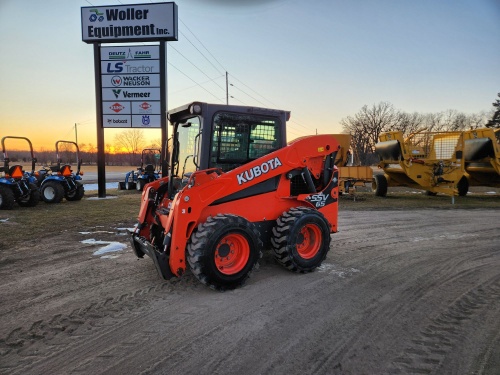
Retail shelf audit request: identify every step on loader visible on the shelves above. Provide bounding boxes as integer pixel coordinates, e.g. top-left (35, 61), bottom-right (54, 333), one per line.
top-left (131, 102), bottom-right (341, 290)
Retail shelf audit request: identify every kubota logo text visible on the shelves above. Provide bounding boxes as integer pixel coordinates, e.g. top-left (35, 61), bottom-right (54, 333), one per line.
top-left (236, 157), bottom-right (282, 185)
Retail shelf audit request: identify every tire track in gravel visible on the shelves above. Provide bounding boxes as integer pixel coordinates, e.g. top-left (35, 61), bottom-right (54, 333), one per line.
top-left (389, 276), bottom-right (500, 375)
top-left (0, 279), bottom-right (196, 375)
top-left (306, 216), bottom-right (500, 375)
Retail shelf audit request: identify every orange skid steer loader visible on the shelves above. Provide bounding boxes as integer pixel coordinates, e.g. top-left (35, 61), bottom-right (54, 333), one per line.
top-left (131, 102), bottom-right (341, 290)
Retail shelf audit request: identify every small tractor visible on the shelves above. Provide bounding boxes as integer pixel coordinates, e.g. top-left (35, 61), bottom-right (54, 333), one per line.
top-left (131, 102), bottom-right (341, 290)
top-left (462, 128), bottom-right (500, 190)
top-left (0, 136), bottom-right (40, 209)
top-left (36, 140), bottom-right (85, 204)
top-left (373, 130), bottom-right (466, 196)
top-left (119, 148), bottom-right (162, 191)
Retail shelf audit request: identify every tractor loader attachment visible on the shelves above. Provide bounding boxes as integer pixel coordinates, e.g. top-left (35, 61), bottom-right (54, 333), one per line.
top-left (131, 134), bottom-right (341, 290)
top-left (373, 130), bottom-right (466, 196)
top-left (462, 128), bottom-right (500, 188)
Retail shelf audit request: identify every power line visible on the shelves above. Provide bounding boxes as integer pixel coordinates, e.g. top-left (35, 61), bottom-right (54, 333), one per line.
top-left (169, 44), bottom-right (226, 94)
top-left (168, 62), bottom-right (224, 103)
top-left (170, 75), bottom-right (225, 94)
top-left (178, 30), bottom-right (225, 76)
top-left (179, 19), bottom-right (227, 73)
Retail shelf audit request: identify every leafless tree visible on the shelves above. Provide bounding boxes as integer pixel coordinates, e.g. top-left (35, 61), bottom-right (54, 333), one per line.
top-left (486, 93), bottom-right (500, 128)
top-left (341, 102), bottom-right (399, 165)
top-left (114, 129), bottom-right (146, 164)
top-left (393, 112), bottom-right (425, 136)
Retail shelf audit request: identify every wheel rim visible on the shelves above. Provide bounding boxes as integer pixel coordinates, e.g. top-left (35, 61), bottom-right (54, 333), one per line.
top-left (296, 224), bottom-right (322, 259)
top-left (214, 233), bottom-right (250, 275)
top-left (44, 187), bottom-right (55, 200)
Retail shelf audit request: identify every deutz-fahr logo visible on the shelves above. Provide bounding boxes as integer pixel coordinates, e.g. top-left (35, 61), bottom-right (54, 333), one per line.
top-left (236, 157), bottom-right (282, 185)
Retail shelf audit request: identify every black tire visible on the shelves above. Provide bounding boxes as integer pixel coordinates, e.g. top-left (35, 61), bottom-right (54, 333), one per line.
top-left (118, 182), bottom-right (125, 190)
top-left (372, 174), bottom-right (388, 197)
top-left (41, 181), bottom-right (64, 203)
top-left (457, 176), bottom-right (469, 197)
top-left (136, 179), bottom-right (145, 191)
top-left (0, 185), bottom-right (15, 210)
top-left (271, 207), bottom-right (331, 273)
top-left (187, 214), bottom-right (262, 291)
top-left (66, 183), bottom-right (85, 201)
top-left (18, 183), bottom-right (40, 207)
top-left (125, 181), bottom-right (136, 190)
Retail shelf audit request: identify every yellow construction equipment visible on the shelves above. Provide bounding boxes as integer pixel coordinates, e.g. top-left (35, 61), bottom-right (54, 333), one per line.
top-left (373, 130), bottom-right (466, 196)
top-left (463, 128), bottom-right (500, 188)
top-left (333, 134), bottom-right (373, 195)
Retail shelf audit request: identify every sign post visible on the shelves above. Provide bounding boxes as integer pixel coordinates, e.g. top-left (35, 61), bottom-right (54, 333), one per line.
top-left (81, 2), bottom-right (177, 197)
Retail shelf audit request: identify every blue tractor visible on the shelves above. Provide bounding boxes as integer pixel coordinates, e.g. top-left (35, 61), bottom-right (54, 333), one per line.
top-left (36, 140), bottom-right (85, 204)
top-left (118, 148), bottom-right (162, 191)
top-left (0, 136), bottom-right (40, 209)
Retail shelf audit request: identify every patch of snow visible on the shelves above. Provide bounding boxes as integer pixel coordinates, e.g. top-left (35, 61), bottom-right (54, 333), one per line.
top-left (318, 263), bottom-right (360, 278)
top-left (116, 227), bottom-right (137, 232)
top-left (0, 218), bottom-right (9, 223)
top-left (100, 254), bottom-right (121, 259)
top-left (79, 231), bottom-right (115, 235)
top-left (80, 238), bottom-right (127, 256)
top-left (411, 233), bottom-right (479, 242)
top-left (86, 196), bottom-right (118, 200)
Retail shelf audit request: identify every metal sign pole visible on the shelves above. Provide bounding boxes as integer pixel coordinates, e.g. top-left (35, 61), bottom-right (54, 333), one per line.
top-left (93, 43), bottom-right (106, 198)
top-left (160, 41), bottom-right (168, 177)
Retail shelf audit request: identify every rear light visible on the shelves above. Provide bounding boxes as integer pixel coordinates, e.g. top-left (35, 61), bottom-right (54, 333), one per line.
top-left (80, 170), bottom-right (84, 176)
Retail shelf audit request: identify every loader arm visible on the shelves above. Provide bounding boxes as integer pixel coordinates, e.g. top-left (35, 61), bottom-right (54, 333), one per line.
top-left (155, 134), bottom-right (340, 277)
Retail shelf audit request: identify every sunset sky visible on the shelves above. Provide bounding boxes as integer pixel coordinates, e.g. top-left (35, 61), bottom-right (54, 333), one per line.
top-left (0, 0), bottom-right (499, 152)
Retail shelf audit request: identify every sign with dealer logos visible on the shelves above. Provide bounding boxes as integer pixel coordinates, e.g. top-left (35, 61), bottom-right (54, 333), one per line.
top-left (82, 2), bottom-right (176, 195)
top-left (101, 45), bottom-right (161, 128)
top-left (81, 2), bottom-right (178, 43)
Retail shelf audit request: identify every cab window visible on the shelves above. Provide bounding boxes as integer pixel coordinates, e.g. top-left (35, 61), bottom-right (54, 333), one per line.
top-left (210, 112), bottom-right (281, 171)
top-left (174, 117), bottom-right (200, 177)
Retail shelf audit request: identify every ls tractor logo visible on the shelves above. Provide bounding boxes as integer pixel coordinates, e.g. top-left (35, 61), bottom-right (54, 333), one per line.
top-left (89, 9), bottom-right (104, 22)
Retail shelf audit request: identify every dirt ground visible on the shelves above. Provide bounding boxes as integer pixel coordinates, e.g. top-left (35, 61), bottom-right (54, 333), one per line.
top-left (0, 205), bottom-right (499, 375)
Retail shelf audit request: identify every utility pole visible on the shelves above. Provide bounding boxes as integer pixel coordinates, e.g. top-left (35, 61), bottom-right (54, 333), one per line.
top-left (226, 71), bottom-right (229, 105)
top-left (75, 123), bottom-right (78, 144)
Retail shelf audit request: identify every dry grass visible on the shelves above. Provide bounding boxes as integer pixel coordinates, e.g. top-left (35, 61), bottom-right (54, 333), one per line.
top-left (340, 187), bottom-right (500, 210)
top-left (355, 169), bottom-right (500, 209)
top-left (0, 189), bottom-right (141, 248)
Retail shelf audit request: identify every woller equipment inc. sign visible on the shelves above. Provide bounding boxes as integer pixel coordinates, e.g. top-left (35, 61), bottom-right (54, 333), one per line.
top-left (81, 2), bottom-right (178, 43)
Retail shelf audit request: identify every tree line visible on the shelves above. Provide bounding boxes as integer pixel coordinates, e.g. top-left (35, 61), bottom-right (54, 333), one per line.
top-left (341, 95), bottom-right (499, 165)
top-left (4, 129), bottom-right (162, 167)
top-left (6, 94), bottom-right (499, 168)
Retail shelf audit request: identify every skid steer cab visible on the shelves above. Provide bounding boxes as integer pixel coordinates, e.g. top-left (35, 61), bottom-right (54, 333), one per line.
top-left (131, 102), bottom-right (341, 290)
